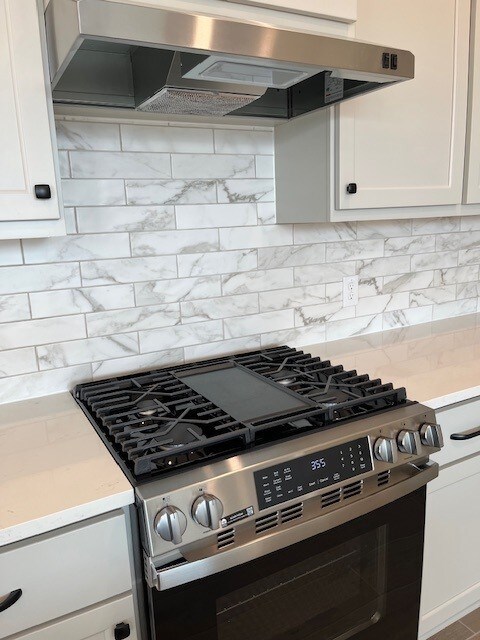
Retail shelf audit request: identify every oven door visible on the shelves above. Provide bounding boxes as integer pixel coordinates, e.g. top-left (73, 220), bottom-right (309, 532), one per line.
top-left (147, 486), bottom-right (426, 640)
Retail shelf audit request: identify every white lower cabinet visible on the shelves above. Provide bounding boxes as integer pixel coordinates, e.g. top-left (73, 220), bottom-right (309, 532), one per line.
top-left (419, 398), bottom-right (480, 639)
top-left (13, 595), bottom-right (137, 640)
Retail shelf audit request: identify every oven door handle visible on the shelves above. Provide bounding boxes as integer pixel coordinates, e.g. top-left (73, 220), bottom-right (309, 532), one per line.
top-left (146, 461), bottom-right (439, 591)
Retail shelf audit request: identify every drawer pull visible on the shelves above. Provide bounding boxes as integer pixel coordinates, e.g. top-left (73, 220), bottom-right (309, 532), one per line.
top-left (0, 589), bottom-right (22, 613)
top-left (450, 427), bottom-right (480, 440)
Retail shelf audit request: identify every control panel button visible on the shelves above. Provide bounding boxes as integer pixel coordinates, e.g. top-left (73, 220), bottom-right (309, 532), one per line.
top-left (419, 423), bottom-right (444, 449)
top-left (373, 437), bottom-right (398, 464)
top-left (397, 430), bottom-right (418, 455)
top-left (192, 493), bottom-right (224, 530)
top-left (154, 506), bottom-right (187, 544)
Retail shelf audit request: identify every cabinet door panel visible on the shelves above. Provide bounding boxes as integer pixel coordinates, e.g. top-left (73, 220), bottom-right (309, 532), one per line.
top-left (221, 0), bottom-right (357, 22)
top-left (336, 0), bottom-right (470, 210)
top-left (0, 0), bottom-right (60, 221)
top-left (464, 0), bottom-right (480, 203)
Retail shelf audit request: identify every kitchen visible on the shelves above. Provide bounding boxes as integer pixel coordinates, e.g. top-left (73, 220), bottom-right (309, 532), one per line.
top-left (1, 0), bottom-right (480, 639)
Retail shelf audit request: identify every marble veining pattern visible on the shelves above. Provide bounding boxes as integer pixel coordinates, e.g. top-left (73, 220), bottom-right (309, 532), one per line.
top-left (0, 118), bottom-right (479, 404)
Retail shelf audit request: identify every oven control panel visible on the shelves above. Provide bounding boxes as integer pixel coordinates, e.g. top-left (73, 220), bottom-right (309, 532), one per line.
top-left (254, 437), bottom-right (372, 510)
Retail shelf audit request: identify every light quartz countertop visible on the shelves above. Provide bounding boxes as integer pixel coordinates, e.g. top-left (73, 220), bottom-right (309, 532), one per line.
top-left (0, 393), bottom-right (133, 548)
top-left (304, 313), bottom-right (480, 411)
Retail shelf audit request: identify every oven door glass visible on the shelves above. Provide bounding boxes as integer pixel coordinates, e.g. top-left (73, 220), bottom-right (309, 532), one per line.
top-left (148, 488), bottom-right (426, 640)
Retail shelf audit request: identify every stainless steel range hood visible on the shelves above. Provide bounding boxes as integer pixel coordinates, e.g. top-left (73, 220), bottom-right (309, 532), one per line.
top-left (46, 0), bottom-right (414, 120)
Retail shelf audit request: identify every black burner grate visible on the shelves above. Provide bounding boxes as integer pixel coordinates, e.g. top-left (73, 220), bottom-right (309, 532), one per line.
top-left (74, 345), bottom-right (408, 483)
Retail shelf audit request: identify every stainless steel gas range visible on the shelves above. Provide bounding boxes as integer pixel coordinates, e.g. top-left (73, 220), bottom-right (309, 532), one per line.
top-left (74, 346), bottom-right (443, 640)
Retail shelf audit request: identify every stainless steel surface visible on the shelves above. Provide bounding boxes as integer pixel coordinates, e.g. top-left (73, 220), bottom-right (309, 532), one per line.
top-left (192, 494), bottom-right (224, 530)
top-left (420, 423), bottom-right (444, 448)
top-left (373, 437), bottom-right (398, 463)
top-left (154, 506), bottom-right (187, 545)
top-left (45, 0), bottom-right (414, 118)
top-left (397, 430), bottom-right (418, 455)
top-left (145, 461), bottom-right (438, 590)
top-left (137, 403), bottom-right (439, 558)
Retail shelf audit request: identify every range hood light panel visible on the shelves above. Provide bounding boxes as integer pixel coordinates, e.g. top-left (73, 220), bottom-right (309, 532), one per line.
top-left (183, 57), bottom-right (320, 89)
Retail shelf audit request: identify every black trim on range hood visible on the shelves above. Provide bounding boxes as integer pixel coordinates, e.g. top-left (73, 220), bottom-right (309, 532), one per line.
top-left (45, 0), bottom-right (414, 120)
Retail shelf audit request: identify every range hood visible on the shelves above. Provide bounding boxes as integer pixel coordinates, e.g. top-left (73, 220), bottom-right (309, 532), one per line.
top-left (46, 0), bottom-right (414, 120)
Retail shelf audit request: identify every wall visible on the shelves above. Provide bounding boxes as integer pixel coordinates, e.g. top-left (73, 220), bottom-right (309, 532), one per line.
top-left (0, 118), bottom-right (478, 404)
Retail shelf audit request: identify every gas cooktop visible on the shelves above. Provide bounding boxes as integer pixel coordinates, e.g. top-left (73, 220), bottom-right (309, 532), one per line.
top-left (73, 345), bottom-right (409, 484)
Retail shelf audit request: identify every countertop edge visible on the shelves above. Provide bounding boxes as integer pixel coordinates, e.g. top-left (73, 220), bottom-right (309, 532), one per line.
top-left (422, 385), bottom-right (480, 410)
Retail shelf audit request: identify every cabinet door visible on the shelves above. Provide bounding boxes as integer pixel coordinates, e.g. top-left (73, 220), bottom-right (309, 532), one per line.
top-left (13, 594), bottom-right (138, 640)
top-left (220, 0), bottom-right (356, 22)
top-left (464, 0), bottom-right (480, 203)
top-left (0, 0), bottom-right (61, 222)
top-left (336, 0), bottom-right (470, 210)
top-left (420, 456), bottom-right (480, 638)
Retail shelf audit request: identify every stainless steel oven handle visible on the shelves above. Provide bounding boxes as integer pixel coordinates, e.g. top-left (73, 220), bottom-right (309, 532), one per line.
top-left (146, 461), bottom-right (438, 591)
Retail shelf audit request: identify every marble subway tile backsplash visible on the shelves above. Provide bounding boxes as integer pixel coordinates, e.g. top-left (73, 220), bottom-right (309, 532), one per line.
top-left (0, 119), bottom-right (480, 403)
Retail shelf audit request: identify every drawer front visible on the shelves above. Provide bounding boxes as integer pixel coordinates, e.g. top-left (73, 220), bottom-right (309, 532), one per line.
top-left (432, 396), bottom-right (480, 467)
top-left (0, 513), bottom-right (131, 638)
top-left (13, 594), bottom-right (137, 640)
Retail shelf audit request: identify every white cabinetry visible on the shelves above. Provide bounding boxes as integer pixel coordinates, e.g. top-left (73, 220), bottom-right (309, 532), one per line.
top-left (419, 398), bottom-right (480, 639)
top-left (220, 0), bottom-right (357, 23)
top-left (464, 0), bottom-right (480, 203)
top-left (0, 0), bottom-right (64, 237)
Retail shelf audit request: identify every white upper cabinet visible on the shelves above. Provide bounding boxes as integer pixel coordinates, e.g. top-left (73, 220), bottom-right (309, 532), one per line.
top-left (464, 0), bottom-right (480, 204)
top-left (336, 0), bottom-right (470, 211)
top-left (0, 0), bottom-right (62, 226)
top-left (220, 0), bottom-right (357, 23)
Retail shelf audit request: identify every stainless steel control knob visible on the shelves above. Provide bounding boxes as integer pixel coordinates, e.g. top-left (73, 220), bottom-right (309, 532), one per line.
top-left (397, 430), bottom-right (418, 455)
top-left (419, 423), bottom-right (444, 448)
top-left (192, 493), bottom-right (224, 530)
top-left (154, 506), bottom-right (187, 545)
top-left (374, 437), bottom-right (398, 463)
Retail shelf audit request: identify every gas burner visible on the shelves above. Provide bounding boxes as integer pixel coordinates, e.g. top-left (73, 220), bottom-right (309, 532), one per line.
top-left (137, 399), bottom-right (161, 416)
top-left (158, 422), bottom-right (205, 449)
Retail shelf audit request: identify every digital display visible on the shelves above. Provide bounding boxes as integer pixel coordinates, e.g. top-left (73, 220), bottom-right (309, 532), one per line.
top-left (254, 437), bottom-right (373, 510)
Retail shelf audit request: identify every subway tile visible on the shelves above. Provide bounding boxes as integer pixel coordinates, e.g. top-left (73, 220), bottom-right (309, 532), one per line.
top-left (295, 302), bottom-right (354, 326)
top-left (0, 348), bottom-right (37, 377)
top-left (37, 334), bottom-right (139, 370)
top-left (0, 240), bottom-right (22, 266)
top-left (0, 315), bottom-right (86, 350)
top-left (135, 276), bottom-right (221, 305)
top-left (359, 277), bottom-right (382, 298)
top-left (121, 124), bottom-right (213, 153)
top-left (224, 309), bottom-right (294, 338)
top-left (0, 264), bottom-right (80, 295)
top-left (131, 229), bottom-right (218, 256)
top-left (433, 298), bottom-right (478, 320)
top-left (257, 202), bottom-right (276, 224)
top-left (81, 256), bottom-right (177, 285)
top-left (255, 155), bottom-right (274, 178)
top-left (383, 307), bottom-right (433, 330)
top-left (385, 235), bottom-right (436, 256)
top-left (58, 151), bottom-right (70, 178)
top-left (436, 231), bottom-right (480, 252)
top-left (326, 315), bottom-right (383, 342)
top-left (257, 244), bottom-right (325, 269)
top-left (217, 179), bottom-right (275, 203)
top-left (260, 324), bottom-right (326, 349)
top-left (434, 266), bottom-right (479, 286)
top-left (30, 285), bottom-right (135, 318)
top-left (294, 222), bottom-right (356, 244)
top-left (62, 179), bottom-right (126, 207)
top-left (185, 336), bottom-right (261, 361)
top-left (222, 268), bottom-right (293, 295)
top-left (457, 282), bottom-right (480, 299)
top-left (357, 256), bottom-right (410, 278)
top-left (220, 225), bottom-right (292, 250)
top-left (92, 348), bottom-right (183, 379)
top-left (294, 262), bottom-right (356, 286)
top-left (23, 234), bottom-right (131, 263)
top-left (64, 208), bottom-right (77, 234)
top-left (259, 285), bottom-right (326, 312)
top-left (356, 292), bottom-right (410, 316)
top-left (86, 304), bottom-right (180, 337)
top-left (176, 203), bottom-right (257, 229)
top-left (214, 129), bottom-right (273, 154)
top-left (0, 365), bottom-right (92, 405)
top-left (326, 239), bottom-right (383, 262)
top-left (458, 248), bottom-right (480, 265)
top-left (411, 251), bottom-right (458, 271)
top-left (178, 249), bottom-right (257, 277)
top-left (70, 151), bottom-right (171, 179)
top-left (383, 271), bottom-right (434, 294)
top-left (126, 179), bottom-right (217, 205)
top-left (410, 285), bottom-right (456, 307)
top-left (356, 220), bottom-right (411, 239)
top-left (172, 154), bottom-right (254, 179)
top-left (140, 320), bottom-right (223, 352)
top-left (0, 294), bottom-right (30, 322)
top-left (77, 205), bottom-right (175, 233)
top-left (412, 217), bottom-right (461, 235)
top-left (181, 293), bottom-right (258, 323)
top-left (56, 121), bottom-right (121, 151)
top-left (461, 215), bottom-right (480, 231)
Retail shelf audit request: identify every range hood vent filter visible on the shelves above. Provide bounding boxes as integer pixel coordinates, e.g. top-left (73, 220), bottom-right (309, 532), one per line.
top-left (137, 87), bottom-right (265, 116)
